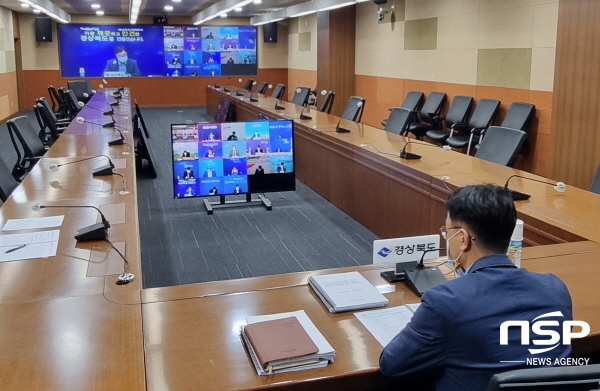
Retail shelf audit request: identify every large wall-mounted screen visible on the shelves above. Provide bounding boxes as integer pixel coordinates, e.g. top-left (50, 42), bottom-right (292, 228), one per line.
top-left (171, 120), bottom-right (295, 199)
top-left (58, 25), bottom-right (257, 78)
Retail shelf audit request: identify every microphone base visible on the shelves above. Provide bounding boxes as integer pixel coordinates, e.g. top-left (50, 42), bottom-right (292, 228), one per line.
top-left (214, 85), bottom-right (221, 89)
top-left (250, 97), bottom-right (259, 102)
top-left (103, 110), bottom-right (114, 115)
top-left (236, 92), bottom-right (244, 96)
top-left (336, 126), bottom-right (351, 133)
top-left (108, 138), bottom-right (124, 146)
top-left (117, 272), bottom-right (135, 285)
top-left (404, 265), bottom-right (447, 296)
top-left (300, 114), bottom-right (313, 120)
top-left (92, 164), bottom-right (114, 176)
top-left (74, 222), bottom-right (108, 241)
top-left (113, 92), bottom-right (122, 98)
top-left (109, 101), bottom-right (119, 106)
top-left (223, 88), bottom-right (231, 92)
top-left (509, 189), bottom-right (531, 201)
top-left (275, 104), bottom-right (285, 110)
top-left (103, 122), bottom-right (115, 128)
top-left (400, 151), bottom-right (422, 160)
top-left (117, 87), bottom-right (125, 92)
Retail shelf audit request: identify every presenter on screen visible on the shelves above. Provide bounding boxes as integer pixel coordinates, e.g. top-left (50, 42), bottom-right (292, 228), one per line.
top-left (234, 185), bottom-right (242, 194)
top-left (228, 145), bottom-right (240, 157)
top-left (277, 162), bottom-right (287, 173)
top-left (255, 165), bottom-right (265, 175)
top-left (183, 167), bottom-right (194, 179)
top-left (203, 167), bottom-right (215, 178)
top-left (104, 46), bottom-right (141, 77)
top-left (227, 131), bottom-right (238, 141)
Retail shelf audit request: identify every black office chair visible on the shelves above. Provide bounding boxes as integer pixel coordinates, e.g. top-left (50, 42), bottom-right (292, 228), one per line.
top-left (47, 85), bottom-right (66, 117)
top-left (291, 87), bottom-right (311, 106)
top-left (426, 95), bottom-right (474, 144)
top-left (63, 90), bottom-right (83, 115)
top-left (475, 102), bottom-right (536, 152)
top-left (255, 82), bottom-right (268, 94)
top-left (319, 91), bottom-right (336, 114)
top-left (36, 103), bottom-right (68, 140)
top-left (384, 108), bottom-right (413, 135)
top-left (67, 80), bottom-right (93, 103)
top-left (243, 79), bottom-right (255, 91)
top-left (446, 98), bottom-right (500, 155)
top-left (406, 92), bottom-right (447, 140)
top-left (271, 84), bottom-right (286, 100)
top-left (342, 96), bottom-right (366, 122)
top-left (487, 364), bottom-right (600, 391)
top-left (36, 97), bottom-right (71, 128)
top-left (381, 91), bottom-right (424, 127)
top-left (474, 126), bottom-right (527, 167)
top-left (214, 98), bottom-right (233, 123)
top-left (134, 99), bottom-right (150, 138)
top-left (7, 116), bottom-right (47, 180)
top-left (57, 87), bottom-right (77, 119)
top-left (0, 158), bottom-right (20, 202)
top-left (590, 163), bottom-right (600, 195)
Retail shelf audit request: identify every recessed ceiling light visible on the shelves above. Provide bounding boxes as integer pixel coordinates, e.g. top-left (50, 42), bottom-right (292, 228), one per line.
top-left (173, 0), bottom-right (182, 2)
top-left (234, 7), bottom-right (242, 12)
top-left (96, 10), bottom-right (104, 15)
top-left (253, 0), bottom-right (262, 4)
top-left (164, 5), bottom-right (173, 11)
top-left (220, 12), bottom-right (227, 18)
top-left (91, 4), bottom-right (101, 9)
top-left (21, 3), bottom-right (29, 7)
top-left (33, 8), bottom-right (41, 13)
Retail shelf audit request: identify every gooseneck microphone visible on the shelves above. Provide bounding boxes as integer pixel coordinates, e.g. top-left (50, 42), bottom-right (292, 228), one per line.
top-left (299, 106), bottom-right (312, 121)
top-left (109, 128), bottom-right (126, 146)
top-left (274, 88), bottom-right (299, 111)
top-left (76, 115), bottom-right (114, 128)
top-left (503, 175), bottom-right (567, 201)
top-left (400, 140), bottom-right (452, 159)
top-left (224, 78), bottom-right (243, 93)
top-left (32, 203), bottom-right (111, 241)
top-left (48, 154), bottom-right (115, 176)
top-left (336, 101), bottom-right (364, 133)
top-left (84, 103), bottom-right (128, 118)
top-left (403, 246), bottom-right (448, 296)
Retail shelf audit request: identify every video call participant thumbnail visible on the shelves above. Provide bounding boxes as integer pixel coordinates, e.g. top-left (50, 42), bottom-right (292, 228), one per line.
top-left (104, 46), bottom-right (141, 76)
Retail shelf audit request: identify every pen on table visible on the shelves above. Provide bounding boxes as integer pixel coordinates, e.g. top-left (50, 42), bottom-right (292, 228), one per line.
top-left (5, 244), bottom-right (27, 254)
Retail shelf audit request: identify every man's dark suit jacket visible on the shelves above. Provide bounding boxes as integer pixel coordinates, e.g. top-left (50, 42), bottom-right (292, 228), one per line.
top-left (380, 254), bottom-right (572, 391)
top-left (103, 59), bottom-right (141, 76)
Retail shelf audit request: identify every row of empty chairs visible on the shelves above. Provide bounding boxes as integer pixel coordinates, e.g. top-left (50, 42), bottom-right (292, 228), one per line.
top-left (382, 91), bottom-right (535, 167)
top-left (0, 80), bottom-right (97, 201)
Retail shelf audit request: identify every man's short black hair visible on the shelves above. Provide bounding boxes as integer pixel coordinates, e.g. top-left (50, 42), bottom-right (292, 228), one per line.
top-left (114, 46), bottom-right (126, 54)
top-left (445, 184), bottom-right (517, 254)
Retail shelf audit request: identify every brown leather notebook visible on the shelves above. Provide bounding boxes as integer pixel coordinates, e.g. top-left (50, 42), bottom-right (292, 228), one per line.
top-left (244, 316), bottom-right (319, 369)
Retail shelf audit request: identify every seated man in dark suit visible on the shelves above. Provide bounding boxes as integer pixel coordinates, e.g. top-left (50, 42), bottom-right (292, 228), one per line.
top-left (103, 46), bottom-right (141, 76)
top-left (380, 184), bottom-right (573, 391)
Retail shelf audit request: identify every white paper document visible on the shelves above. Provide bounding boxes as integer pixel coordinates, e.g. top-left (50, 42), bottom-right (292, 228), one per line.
top-left (354, 304), bottom-right (421, 347)
top-left (2, 216), bottom-right (65, 231)
top-left (308, 271), bottom-right (389, 313)
top-left (0, 230), bottom-right (60, 262)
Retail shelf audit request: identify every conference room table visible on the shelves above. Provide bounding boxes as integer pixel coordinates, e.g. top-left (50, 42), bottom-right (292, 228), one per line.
top-left (1, 86), bottom-right (600, 391)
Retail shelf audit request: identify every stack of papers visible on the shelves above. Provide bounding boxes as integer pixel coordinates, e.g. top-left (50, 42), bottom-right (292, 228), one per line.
top-left (241, 310), bottom-right (336, 376)
top-left (0, 230), bottom-right (60, 263)
top-left (308, 271), bottom-right (389, 313)
top-left (354, 303), bottom-right (421, 347)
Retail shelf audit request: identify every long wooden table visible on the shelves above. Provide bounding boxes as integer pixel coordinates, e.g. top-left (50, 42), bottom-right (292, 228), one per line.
top-left (207, 86), bottom-right (600, 245)
top-left (1, 86), bottom-right (600, 391)
top-left (0, 89), bottom-right (145, 391)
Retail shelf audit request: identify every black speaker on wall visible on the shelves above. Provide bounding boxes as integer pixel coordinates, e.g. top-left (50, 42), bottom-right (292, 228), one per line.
top-left (35, 17), bottom-right (52, 42)
top-left (263, 22), bottom-right (277, 43)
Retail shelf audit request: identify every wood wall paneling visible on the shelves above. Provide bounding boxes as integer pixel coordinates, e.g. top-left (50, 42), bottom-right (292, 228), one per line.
top-left (550, 0), bottom-right (600, 189)
top-left (22, 68), bottom-right (288, 108)
top-left (317, 6), bottom-right (356, 117)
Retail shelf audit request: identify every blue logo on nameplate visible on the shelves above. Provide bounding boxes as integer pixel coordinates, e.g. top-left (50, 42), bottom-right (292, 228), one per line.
top-left (378, 247), bottom-right (392, 257)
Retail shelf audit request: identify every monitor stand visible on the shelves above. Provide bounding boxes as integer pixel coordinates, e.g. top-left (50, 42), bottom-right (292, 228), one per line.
top-left (203, 193), bottom-right (272, 215)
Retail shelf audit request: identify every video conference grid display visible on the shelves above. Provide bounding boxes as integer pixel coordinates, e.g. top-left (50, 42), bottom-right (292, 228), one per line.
top-left (172, 121), bottom-right (295, 198)
top-left (58, 25), bottom-right (257, 78)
